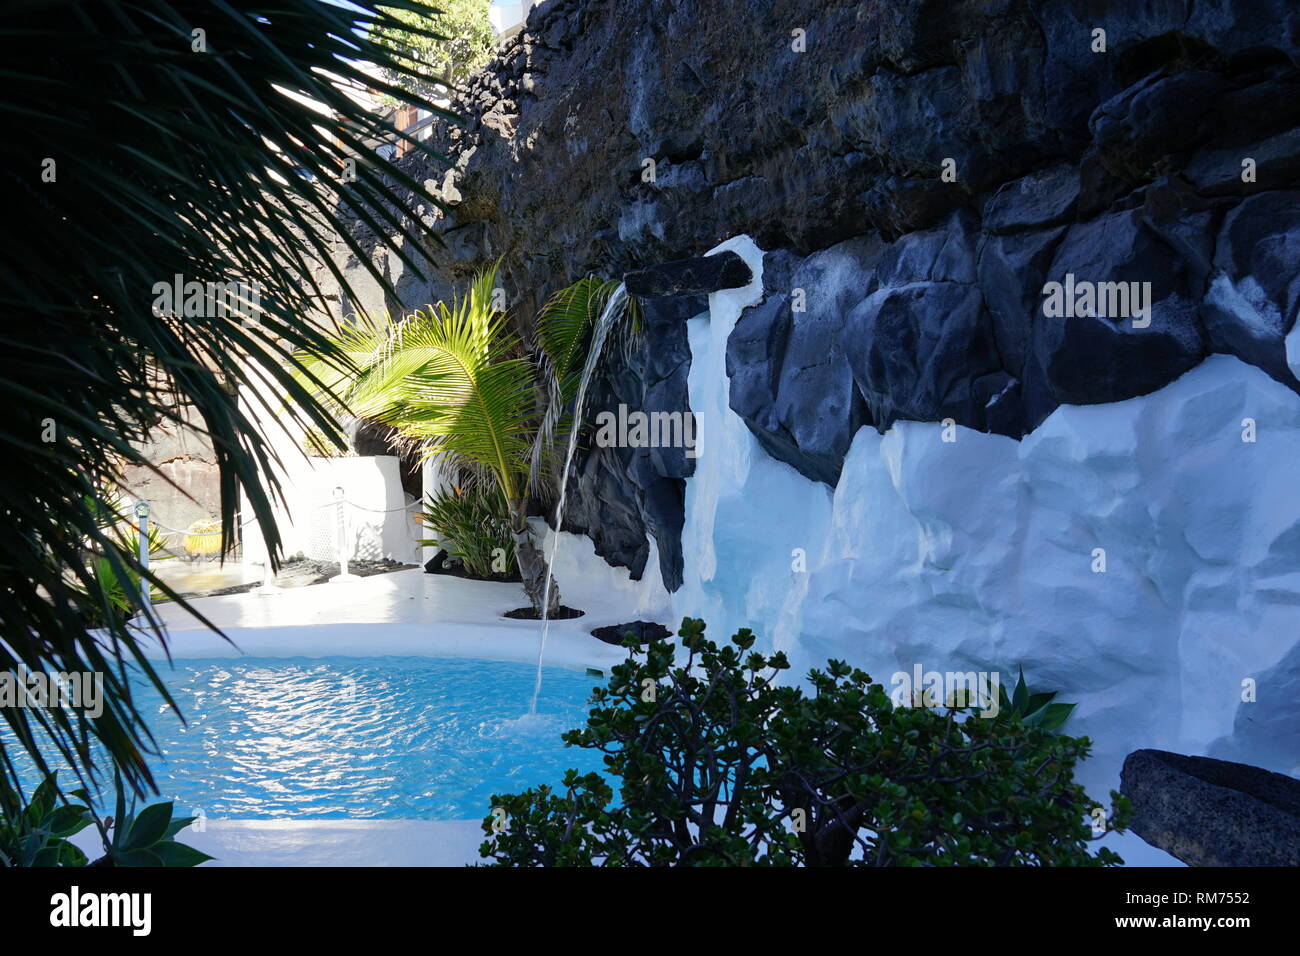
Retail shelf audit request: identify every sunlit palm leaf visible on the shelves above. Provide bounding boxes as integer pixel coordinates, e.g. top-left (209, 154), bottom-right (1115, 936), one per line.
top-left (292, 266), bottom-right (538, 503)
top-left (528, 277), bottom-right (638, 489)
top-left (367, 270), bottom-right (537, 502)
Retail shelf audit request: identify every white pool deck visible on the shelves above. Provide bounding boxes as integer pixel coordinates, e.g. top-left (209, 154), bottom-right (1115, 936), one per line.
top-left (142, 566), bottom-right (632, 672)
top-left (123, 568), bottom-right (1181, 867)
top-left (72, 818), bottom-right (489, 868)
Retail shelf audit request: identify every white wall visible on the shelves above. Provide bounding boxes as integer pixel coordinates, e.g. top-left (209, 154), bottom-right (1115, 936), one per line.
top-left (238, 376), bottom-right (421, 567)
top-left (488, 0), bottom-right (545, 41)
top-left (300, 455), bottom-right (420, 564)
top-left (550, 235), bottom-right (1300, 795)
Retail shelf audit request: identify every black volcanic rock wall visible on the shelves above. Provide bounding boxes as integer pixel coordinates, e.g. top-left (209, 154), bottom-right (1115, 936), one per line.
top-left (558, 294), bottom-right (702, 591)
top-left (334, 0), bottom-right (1300, 588)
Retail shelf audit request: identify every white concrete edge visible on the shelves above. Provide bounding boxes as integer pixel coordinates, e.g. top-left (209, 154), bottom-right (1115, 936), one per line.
top-left (132, 620), bottom-right (631, 674)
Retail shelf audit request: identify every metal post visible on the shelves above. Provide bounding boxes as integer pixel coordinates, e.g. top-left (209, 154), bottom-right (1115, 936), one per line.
top-left (133, 500), bottom-right (152, 617)
top-left (421, 455), bottom-right (453, 566)
top-left (331, 485), bottom-right (358, 583)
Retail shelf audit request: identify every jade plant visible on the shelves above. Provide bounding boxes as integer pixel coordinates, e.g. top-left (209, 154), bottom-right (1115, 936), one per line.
top-left (479, 619), bottom-right (1131, 867)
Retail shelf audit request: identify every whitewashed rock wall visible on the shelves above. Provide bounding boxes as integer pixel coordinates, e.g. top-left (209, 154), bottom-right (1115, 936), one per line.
top-left (558, 236), bottom-right (1300, 794)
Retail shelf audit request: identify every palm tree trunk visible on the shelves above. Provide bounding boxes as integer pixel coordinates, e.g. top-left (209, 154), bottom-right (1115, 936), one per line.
top-left (510, 501), bottom-right (560, 616)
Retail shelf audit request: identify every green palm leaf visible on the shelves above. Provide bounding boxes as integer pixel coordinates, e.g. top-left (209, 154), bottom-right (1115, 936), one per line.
top-left (0, 0), bottom-right (460, 817)
top-left (536, 277), bottom-right (621, 403)
top-left (289, 266), bottom-right (570, 613)
top-left (358, 267), bottom-right (537, 502)
top-left (528, 277), bottom-right (639, 488)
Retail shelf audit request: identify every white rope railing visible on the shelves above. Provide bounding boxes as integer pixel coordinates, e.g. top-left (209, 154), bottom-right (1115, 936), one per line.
top-left (314, 498), bottom-right (417, 514)
top-left (133, 491), bottom-right (419, 595)
top-left (146, 514), bottom-right (261, 537)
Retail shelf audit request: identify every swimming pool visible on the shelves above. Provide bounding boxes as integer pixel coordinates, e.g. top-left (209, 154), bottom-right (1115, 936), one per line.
top-left (65, 657), bottom-right (608, 820)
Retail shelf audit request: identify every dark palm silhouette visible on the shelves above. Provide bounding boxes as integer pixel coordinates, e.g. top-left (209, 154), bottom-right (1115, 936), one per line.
top-left (0, 0), bottom-right (456, 815)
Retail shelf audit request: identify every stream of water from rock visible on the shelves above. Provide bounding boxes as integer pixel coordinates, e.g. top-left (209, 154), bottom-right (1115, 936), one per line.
top-left (529, 283), bottom-right (628, 714)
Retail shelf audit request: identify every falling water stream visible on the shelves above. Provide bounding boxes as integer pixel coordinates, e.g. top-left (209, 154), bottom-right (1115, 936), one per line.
top-left (529, 284), bottom-right (628, 714)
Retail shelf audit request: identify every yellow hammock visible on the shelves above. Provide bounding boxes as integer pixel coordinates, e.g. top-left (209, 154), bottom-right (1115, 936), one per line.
top-left (183, 519), bottom-right (223, 557)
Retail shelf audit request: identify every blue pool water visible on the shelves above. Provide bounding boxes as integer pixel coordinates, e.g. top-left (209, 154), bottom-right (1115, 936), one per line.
top-left (24, 657), bottom-right (608, 821)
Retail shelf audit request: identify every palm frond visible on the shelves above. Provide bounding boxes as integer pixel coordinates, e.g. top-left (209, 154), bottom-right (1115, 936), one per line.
top-left (296, 265), bottom-right (539, 503)
top-left (0, 0), bottom-right (459, 812)
top-left (391, 314), bottom-right (537, 502)
top-left (289, 312), bottom-right (398, 425)
top-left (528, 277), bottom-right (638, 491)
top-left (536, 277), bottom-right (623, 402)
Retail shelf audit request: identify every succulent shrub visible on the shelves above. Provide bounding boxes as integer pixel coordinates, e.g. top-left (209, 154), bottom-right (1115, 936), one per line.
top-left (0, 773), bottom-right (94, 867)
top-left (480, 619), bottom-right (1131, 867)
top-left (94, 769), bottom-right (211, 867)
top-left (998, 666), bottom-right (1077, 732)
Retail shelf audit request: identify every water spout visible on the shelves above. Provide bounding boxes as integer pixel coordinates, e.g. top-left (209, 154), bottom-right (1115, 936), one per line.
top-left (529, 283), bottom-right (628, 713)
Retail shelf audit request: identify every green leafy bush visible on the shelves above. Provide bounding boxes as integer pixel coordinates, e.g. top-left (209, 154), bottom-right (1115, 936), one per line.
top-left (0, 773), bottom-right (93, 867)
top-left (370, 0), bottom-right (496, 96)
top-left (0, 770), bottom-right (209, 867)
top-left (479, 619), bottom-right (1130, 867)
top-left (419, 484), bottom-right (516, 579)
top-left (96, 770), bottom-right (212, 867)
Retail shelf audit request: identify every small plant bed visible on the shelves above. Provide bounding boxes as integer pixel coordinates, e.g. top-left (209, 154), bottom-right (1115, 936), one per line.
top-left (504, 605), bottom-right (585, 620)
top-left (591, 620), bottom-right (672, 646)
top-left (424, 548), bottom-right (522, 583)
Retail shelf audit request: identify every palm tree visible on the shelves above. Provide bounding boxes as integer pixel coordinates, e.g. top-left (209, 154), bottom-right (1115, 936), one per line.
top-left (294, 266), bottom-right (557, 611)
top-left (1, 0), bottom-right (459, 818)
top-left (294, 270), bottom-right (636, 615)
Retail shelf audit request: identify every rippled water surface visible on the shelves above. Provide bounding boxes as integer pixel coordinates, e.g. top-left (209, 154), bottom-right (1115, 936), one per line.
top-left (91, 657), bottom-right (605, 820)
